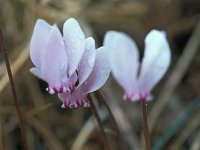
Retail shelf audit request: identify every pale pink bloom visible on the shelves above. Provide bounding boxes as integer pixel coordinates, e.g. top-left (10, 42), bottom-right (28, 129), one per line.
top-left (104, 30), bottom-right (171, 101)
top-left (30, 18), bottom-right (110, 108)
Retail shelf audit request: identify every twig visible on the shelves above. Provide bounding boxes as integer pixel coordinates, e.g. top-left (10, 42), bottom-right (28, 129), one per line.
top-left (141, 100), bottom-right (151, 150)
top-left (0, 29), bottom-right (29, 150)
top-left (0, 45), bottom-right (29, 94)
top-left (88, 94), bottom-right (112, 150)
top-left (95, 91), bottom-right (127, 150)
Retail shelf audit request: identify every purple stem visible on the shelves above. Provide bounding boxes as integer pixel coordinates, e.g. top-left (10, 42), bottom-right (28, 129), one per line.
top-left (87, 94), bottom-right (112, 150)
top-left (95, 91), bottom-right (127, 150)
top-left (0, 29), bottom-right (29, 150)
top-left (141, 99), bottom-right (151, 150)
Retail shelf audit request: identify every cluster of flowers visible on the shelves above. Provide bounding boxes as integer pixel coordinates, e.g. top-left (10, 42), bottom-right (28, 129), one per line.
top-left (30, 18), bottom-right (171, 109)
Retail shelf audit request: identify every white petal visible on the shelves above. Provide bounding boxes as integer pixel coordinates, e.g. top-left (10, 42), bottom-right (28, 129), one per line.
top-left (63, 18), bottom-right (86, 76)
top-left (78, 37), bottom-right (96, 87)
top-left (104, 31), bottom-right (139, 99)
top-left (82, 47), bottom-right (111, 93)
top-left (30, 19), bottom-right (52, 69)
top-left (41, 25), bottom-right (68, 93)
top-left (138, 29), bottom-right (171, 98)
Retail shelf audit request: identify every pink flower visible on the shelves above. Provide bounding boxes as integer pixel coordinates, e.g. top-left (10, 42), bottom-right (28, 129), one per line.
top-left (30, 18), bottom-right (110, 108)
top-left (104, 30), bottom-right (171, 101)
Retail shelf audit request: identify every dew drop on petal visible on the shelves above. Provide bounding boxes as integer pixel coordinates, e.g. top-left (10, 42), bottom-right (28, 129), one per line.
top-left (71, 38), bottom-right (75, 42)
top-left (61, 75), bottom-right (68, 83)
top-left (86, 42), bottom-right (92, 50)
top-left (79, 34), bottom-right (84, 39)
top-left (88, 57), bottom-right (94, 68)
top-left (59, 63), bottom-right (66, 71)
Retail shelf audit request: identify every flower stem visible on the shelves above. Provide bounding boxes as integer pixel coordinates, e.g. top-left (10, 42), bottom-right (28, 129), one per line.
top-left (0, 29), bottom-right (29, 150)
top-left (95, 91), bottom-right (127, 150)
top-left (88, 94), bottom-right (112, 150)
top-left (141, 100), bottom-right (151, 150)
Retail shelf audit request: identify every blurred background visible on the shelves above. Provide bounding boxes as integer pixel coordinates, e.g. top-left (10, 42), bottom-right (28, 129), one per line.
top-left (0, 0), bottom-right (200, 149)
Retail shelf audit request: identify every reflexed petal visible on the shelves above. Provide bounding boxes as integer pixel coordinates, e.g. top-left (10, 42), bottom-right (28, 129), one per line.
top-left (30, 19), bottom-right (52, 69)
top-left (82, 47), bottom-right (111, 93)
top-left (30, 67), bottom-right (44, 80)
top-left (138, 29), bottom-right (171, 99)
top-left (78, 37), bottom-right (96, 87)
top-left (58, 88), bottom-right (90, 109)
top-left (63, 18), bottom-right (86, 76)
top-left (104, 31), bottom-right (139, 99)
top-left (41, 25), bottom-right (68, 94)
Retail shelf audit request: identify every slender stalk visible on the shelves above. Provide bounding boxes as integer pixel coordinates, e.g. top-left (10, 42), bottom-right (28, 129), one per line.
top-left (95, 91), bottom-right (127, 150)
top-left (0, 29), bottom-right (29, 150)
top-left (87, 94), bottom-right (112, 150)
top-left (141, 100), bottom-right (151, 150)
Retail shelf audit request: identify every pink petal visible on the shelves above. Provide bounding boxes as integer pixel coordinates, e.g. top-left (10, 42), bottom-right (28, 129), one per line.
top-left (103, 31), bottom-right (139, 101)
top-left (41, 25), bottom-right (68, 94)
top-left (63, 72), bottom-right (78, 92)
top-left (30, 67), bottom-right (44, 80)
top-left (82, 47), bottom-right (111, 93)
top-left (58, 88), bottom-right (90, 109)
top-left (63, 18), bottom-right (86, 76)
top-left (30, 19), bottom-right (52, 69)
top-left (138, 29), bottom-right (171, 99)
top-left (77, 37), bottom-right (96, 87)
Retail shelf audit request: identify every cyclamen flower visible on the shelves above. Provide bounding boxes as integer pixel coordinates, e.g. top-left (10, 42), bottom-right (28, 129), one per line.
top-left (104, 30), bottom-right (171, 101)
top-left (30, 18), bottom-right (110, 108)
